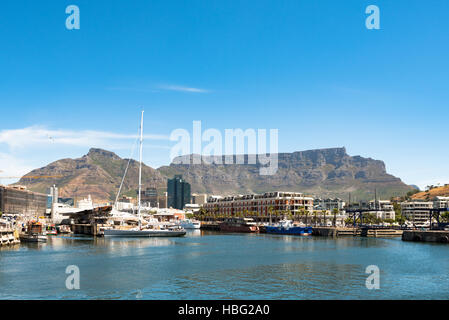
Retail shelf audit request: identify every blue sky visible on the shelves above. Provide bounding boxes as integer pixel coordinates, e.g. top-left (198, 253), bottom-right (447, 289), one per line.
top-left (0, 0), bottom-right (448, 189)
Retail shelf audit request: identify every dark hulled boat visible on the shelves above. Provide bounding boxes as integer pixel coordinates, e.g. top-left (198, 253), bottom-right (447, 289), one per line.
top-left (220, 217), bottom-right (259, 233)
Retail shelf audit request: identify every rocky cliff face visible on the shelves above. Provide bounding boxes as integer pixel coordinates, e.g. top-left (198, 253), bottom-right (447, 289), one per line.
top-left (158, 147), bottom-right (413, 200)
top-left (17, 147), bottom-right (413, 202)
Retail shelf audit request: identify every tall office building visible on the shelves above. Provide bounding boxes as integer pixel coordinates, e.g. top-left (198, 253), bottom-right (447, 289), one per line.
top-left (167, 175), bottom-right (191, 210)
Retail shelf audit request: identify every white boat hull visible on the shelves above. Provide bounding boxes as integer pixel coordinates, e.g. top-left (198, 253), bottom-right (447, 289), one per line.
top-left (179, 223), bottom-right (201, 230)
top-left (19, 234), bottom-right (47, 243)
top-left (104, 229), bottom-right (186, 237)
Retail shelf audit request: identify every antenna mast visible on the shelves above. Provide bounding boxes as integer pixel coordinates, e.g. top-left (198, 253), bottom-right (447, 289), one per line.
top-left (138, 110), bottom-right (144, 229)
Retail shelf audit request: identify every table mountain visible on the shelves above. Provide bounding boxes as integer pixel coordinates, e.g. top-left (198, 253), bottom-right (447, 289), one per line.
top-left (158, 147), bottom-right (413, 200)
top-left (17, 147), bottom-right (413, 202)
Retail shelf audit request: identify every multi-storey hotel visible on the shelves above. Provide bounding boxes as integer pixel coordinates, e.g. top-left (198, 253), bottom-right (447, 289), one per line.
top-left (401, 201), bottom-right (433, 224)
top-left (203, 191), bottom-right (314, 216)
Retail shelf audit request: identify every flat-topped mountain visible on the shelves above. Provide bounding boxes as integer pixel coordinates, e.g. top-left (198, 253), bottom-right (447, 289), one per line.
top-left (17, 147), bottom-right (413, 202)
top-left (158, 147), bottom-right (413, 200)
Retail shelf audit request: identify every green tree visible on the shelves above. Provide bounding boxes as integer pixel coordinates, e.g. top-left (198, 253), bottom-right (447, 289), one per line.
top-left (332, 208), bottom-right (339, 227)
top-left (441, 211), bottom-right (449, 223)
top-left (304, 210), bottom-right (310, 226)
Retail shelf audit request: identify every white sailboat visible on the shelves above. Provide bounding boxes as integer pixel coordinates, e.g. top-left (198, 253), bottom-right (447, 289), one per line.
top-left (104, 111), bottom-right (186, 238)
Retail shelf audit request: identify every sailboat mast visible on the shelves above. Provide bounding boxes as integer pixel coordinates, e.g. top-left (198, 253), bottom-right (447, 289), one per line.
top-left (138, 110), bottom-right (144, 229)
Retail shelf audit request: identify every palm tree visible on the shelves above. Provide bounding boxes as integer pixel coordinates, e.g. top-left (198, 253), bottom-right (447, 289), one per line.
top-left (332, 208), bottom-right (339, 227)
top-left (304, 210), bottom-right (310, 226)
top-left (268, 206), bottom-right (274, 224)
top-left (299, 206), bottom-right (305, 225)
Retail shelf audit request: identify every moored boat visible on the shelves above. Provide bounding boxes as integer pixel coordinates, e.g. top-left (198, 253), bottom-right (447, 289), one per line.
top-left (46, 224), bottom-right (58, 235)
top-left (104, 227), bottom-right (186, 237)
top-left (104, 111), bottom-right (186, 238)
top-left (220, 217), bottom-right (259, 233)
top-left (177, 219), bottom-right (201, 230)
top-left (19, 221), bottom-right (47, 243)
top-left (265, 220), bottom-right (312, 236)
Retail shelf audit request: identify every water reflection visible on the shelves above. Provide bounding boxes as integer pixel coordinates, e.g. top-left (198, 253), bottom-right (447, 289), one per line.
top-left (1, 233), bottom-right (449, 299)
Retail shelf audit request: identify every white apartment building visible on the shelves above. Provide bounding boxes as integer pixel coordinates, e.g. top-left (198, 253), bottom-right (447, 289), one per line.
top-left (314, 198), bottom-right (346, 212)
top-left (347, 199), bottom-right (396, 221)
top-left (401, 201), bottom-right (433, 224)
top-left (433, 196), bottom-right (449, 210)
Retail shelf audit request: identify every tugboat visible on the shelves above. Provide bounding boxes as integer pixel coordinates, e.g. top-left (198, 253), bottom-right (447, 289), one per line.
top-left (19, 221), bottom-right (47, 243)
top-left (220, 217), bottom-right (259, 233)
top-left (265, 220), bottom-right (312, 236)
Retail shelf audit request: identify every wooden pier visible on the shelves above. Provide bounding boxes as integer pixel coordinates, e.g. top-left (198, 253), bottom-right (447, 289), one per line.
top-left (0, 228), bottom-right (20, 246)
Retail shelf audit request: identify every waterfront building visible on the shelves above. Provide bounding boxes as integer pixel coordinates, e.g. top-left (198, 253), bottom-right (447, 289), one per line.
top-left (46, 185), bottom-right (59, 209)
top-left (76, 195), bottom-right (94, 210)
top-left (159, 192), bottom-right (168, 209)
top-left (140, 187), bottom-right (159, 207)
top-left (152, 208), bottom-right (186, 222)
top-left (314, 198), bottom-right (346, 213)
top-left (185, 203), bottom-right (201, 214)
top-left (433, 196), bottom-right (449, 210)
top-left (370, 200), bottom-right (396, 220)
top-left (115, 201), bottom-right (134, 212)
top-left (167, 175), bottom-right (191, 210)
top-left (401, 201), bottom-right (433, 224)
top-left (347, 199), bottom-right (396, 221)
top-left (0, 185), bottom-right (47, 217)
top-left (203, 191), bottom-right (314, 216)
top-left (191, 193), bottom-right (208, 206)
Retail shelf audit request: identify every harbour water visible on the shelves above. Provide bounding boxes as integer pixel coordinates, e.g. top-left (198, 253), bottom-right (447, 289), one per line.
top-left (0, 231), bottom-right (448, 300)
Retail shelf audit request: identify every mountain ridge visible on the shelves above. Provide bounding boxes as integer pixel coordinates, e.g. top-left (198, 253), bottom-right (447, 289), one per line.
top-left (17, 147), bottom-right (414, 202)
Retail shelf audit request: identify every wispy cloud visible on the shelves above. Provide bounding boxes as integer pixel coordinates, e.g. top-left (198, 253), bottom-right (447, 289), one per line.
top-left (0, 127), bottom-right (170, 149)
top-left (0, 152), bottom-right (34, 179)
top-left (158, 84), bottom-right (210, 93)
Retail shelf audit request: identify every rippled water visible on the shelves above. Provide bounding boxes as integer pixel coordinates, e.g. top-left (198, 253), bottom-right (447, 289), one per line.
top-left (0, 231), bottom-right (448, 299)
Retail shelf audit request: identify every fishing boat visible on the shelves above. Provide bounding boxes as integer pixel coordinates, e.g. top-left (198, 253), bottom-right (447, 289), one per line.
top-left (19, 221), bottom-right (47, 243)
top-left (104, 110), bottom-right (186, 238)
top-left (46, 224), bottom-right (58, 235)
top-left (220, 217), bottom-right (259, 233)
top-left (265, 219), bottom-right (312, 236)
top-left (177, 219), bottom-right (201, 230)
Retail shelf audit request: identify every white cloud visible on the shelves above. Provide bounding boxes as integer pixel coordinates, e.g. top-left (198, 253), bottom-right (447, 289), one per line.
top-left (158, 84), bottom-right (210, 93)
top-left (0, 153), bottom-right (34, 184)
top-left (0, 126), bottom-right (170, 149)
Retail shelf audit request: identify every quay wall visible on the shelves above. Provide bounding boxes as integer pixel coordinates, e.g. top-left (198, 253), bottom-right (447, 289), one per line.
top-left (313, 227), bottom-right (360, 237)
top-left (403, 230), bottom-right (449, 243)
top-left (313, 227), bottom-right (402, 238)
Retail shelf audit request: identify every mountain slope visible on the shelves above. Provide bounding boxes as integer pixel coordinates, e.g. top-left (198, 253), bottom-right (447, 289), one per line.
top-left (158, 147), bottom-right (413, 200)
top-left (17, 148), bottom-right (166, 202)
top-left (411, 185), bottom-right (449, 200)
top-left (17, 147), bottom-right (414, 202)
